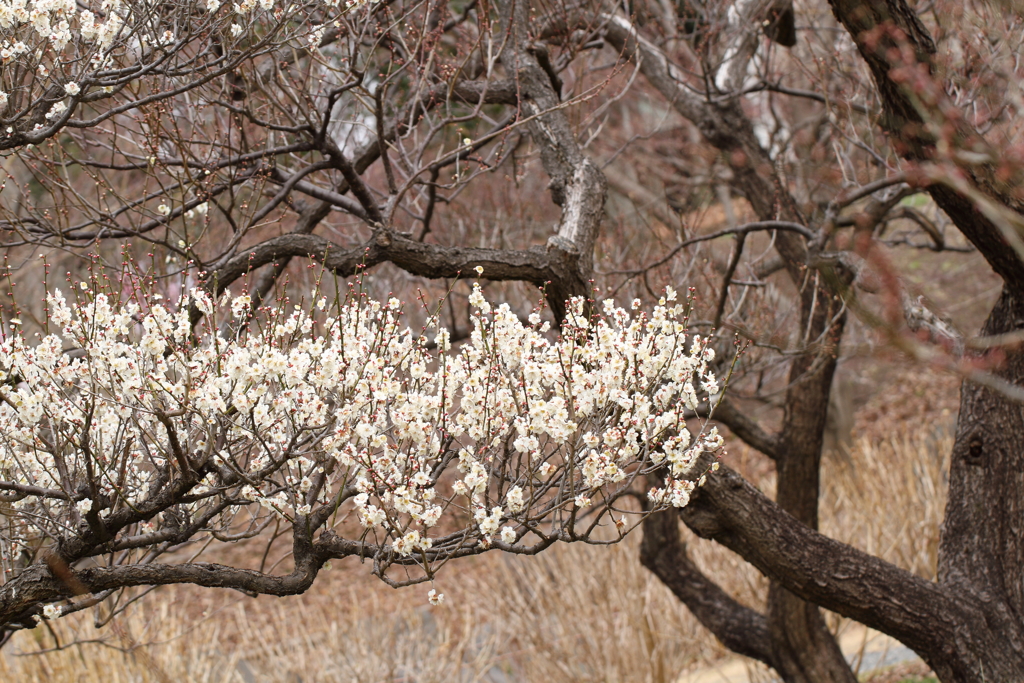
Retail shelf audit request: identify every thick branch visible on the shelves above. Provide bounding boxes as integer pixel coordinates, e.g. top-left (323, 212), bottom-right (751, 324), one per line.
top-left (640, 509), bottom-right (778, 668)
top-left (212, 232), bottom-right (543, 290)
top-left (677, 459), bottom-right (980, 676)
top-left (208, 231), bottom-right (584, 320)
top-left (0, 559), bottom-right (320, 630)
top-left (712, 400), bottom-right (781, 460)
top-left (604, 15), bottom-right (854, 680)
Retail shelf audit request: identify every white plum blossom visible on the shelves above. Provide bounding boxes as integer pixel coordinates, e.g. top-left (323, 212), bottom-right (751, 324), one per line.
top-left (0, 285), bottom-right (724, 611)
top-left (476, 506), bottom-right (503, 538)
top-left (44, 101), bottom-right (65, 120)
top-left (231, 294), bottom-right (252, 318)
top-left (96, 13), bottom-right (122, 50)
top-left (79, 9), bottom-right (98, 40)
top-left (50, 18), bottom-right (71, 48)
top-left (30, 7), bottom-right (50, 36)
top-left (506, 486), bottom-right (525, 513)
top-left (308, 23), bottom-right (325, 47)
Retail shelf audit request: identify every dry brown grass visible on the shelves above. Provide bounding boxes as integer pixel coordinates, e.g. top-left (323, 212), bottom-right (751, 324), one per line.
top-left (0, 426), bottom-right (950, 683)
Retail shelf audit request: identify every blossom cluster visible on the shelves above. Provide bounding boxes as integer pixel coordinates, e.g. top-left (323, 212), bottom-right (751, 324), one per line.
top-left (0, 283), bottom-right (723, 584)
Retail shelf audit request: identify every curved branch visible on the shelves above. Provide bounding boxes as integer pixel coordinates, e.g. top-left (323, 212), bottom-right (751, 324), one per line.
top-left (267, 169), bottom-right (371, 222)
top-left (499, 0), bottom-right (606, 293)
top-left (213, 232), bottom-right (550, 289)
top-left (0, 481), bottom-right (74, 501)
top-left (710, 400), bottom-right (781, 460)
top-left (640, 509), bottom-right (779, 669)
top-left (601, 14), bottom-right (811, 284)
top-left (206, 230), bottom-right (588, 320)
top-left (677, 458), bottom-right (973, 674)
top-left (736, 82), bottom-right (872, 115)
top-left (0, 558), bottom-right (322, 628)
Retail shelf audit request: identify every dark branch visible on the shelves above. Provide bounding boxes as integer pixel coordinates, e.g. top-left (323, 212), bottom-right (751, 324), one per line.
top-left (677, 457), bottom-right (967, 670)
top-left (710, 400), bottom-right (781, 460)
top-left (640, 509), bottom-right (779, 668)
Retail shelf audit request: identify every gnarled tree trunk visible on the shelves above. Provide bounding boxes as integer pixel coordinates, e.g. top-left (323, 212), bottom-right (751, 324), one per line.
top-left (637, 0), bottom-right (1024, 679)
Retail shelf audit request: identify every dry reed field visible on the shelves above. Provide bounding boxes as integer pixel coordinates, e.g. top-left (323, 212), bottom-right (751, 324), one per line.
top-left (0, 394), bottom-right (952, 683)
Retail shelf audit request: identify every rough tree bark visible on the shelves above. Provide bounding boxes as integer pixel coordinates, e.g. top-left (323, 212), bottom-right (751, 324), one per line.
top-left (649, 0), bottom-right (1024, 680)
top-left (765, 303), bottom-right (853, 683)
top-left (830, 0), bottom-right (1024, 674)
